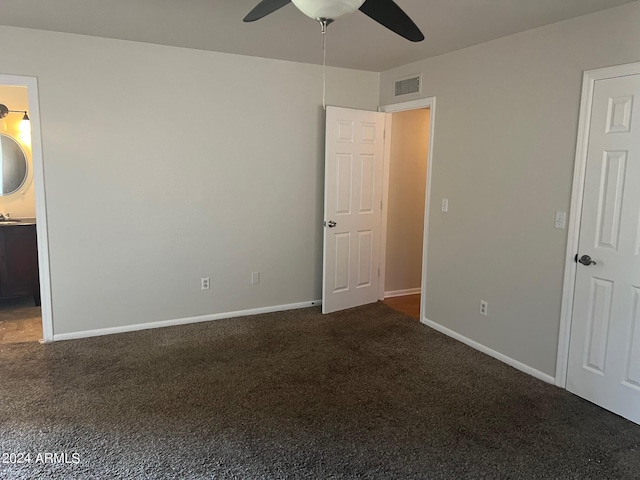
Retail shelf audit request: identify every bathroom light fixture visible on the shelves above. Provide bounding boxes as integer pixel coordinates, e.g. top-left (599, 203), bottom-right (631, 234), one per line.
top-left (0, 104), bottom-right (30, 123)
top-left (19, 111), bottom-right (31, 135)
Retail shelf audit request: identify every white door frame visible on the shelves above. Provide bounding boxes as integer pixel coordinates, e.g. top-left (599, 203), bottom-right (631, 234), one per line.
top-left (378, 97), bottom-right (436, 323)
top-left (556, 61), bottom-right (640, 388)
top-left (0, 73), bottom-right (54, 343)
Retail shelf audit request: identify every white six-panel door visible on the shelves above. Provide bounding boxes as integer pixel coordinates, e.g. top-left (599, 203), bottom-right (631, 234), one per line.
top-left (567, 73), bottom-right (640, 424)
top-left (322, 106), bottom-right (386, 314)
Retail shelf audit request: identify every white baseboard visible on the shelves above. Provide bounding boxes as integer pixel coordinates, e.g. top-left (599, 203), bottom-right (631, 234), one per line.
top-left (421, 317), bottom-right (555, 385)
top-left (384, 288), bottom-right (421, 298)
top-left (53, 300), bottom-right (322, 342)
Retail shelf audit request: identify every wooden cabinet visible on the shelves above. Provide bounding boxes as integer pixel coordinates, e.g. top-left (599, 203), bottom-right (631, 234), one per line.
top-left (0, 224), bottom-right (40, 305)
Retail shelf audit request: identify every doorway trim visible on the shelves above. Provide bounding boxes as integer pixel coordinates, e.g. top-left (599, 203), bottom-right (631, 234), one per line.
top-left (378, 97), bottom-right (436, 323)
top-left (556, 61), bottom-right (640, 388)
top-left (0, 73), bottom-right (53, 343)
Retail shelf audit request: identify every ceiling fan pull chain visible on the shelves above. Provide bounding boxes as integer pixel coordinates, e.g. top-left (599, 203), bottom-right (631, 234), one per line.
top-left (320, 19), bottom-right (328, 110)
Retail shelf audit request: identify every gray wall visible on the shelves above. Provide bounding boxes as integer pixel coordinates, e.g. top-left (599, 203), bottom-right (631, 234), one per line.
top-left (0, 26), bottom-right (380, 336)
top-left (385, 108), bottom-right (429, 294)
top-left (379, 2), bottom-right (640, 376)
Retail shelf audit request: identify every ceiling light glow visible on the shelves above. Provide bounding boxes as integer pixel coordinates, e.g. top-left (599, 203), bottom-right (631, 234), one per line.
top-left (291, 0), bottom-right (365, 20)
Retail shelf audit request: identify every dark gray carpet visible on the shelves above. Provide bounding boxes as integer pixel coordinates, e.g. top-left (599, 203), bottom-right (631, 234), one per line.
top-left (0, 303), bottom-right (638, 479)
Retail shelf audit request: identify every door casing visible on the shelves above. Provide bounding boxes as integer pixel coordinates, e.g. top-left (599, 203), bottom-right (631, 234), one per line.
top-left (0, 73), bottom-right (53, 342)
top-left (556, 61), bottom-right (640, 388)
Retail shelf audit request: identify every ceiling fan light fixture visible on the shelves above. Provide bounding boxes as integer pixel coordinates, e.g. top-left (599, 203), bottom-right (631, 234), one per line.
top-left (291, 0), bottom-right (365, 21)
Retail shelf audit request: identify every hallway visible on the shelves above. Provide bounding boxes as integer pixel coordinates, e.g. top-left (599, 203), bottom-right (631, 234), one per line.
top-left (382, 294), bottom-right (420, 319)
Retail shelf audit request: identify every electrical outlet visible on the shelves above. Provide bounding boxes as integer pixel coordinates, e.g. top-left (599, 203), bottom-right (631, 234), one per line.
top-left (251, 272), bottom-right (261, 285)
top-left (201, 277), bottom-right (210, 290)
top-left (480, 300), bottom-right (488, 316)
top-left (441, 198), bottom-right (449, 213)
top-left (555, 211), bottom-right (567, 229)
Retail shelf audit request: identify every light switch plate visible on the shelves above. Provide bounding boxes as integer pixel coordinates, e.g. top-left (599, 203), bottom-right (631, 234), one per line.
top-left (441, 198), bottom-right (449, 213)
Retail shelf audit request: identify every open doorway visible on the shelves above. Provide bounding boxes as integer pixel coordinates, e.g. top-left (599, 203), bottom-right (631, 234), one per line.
top-left (0, 74), bottom-right (52, 344)
top-left (0, 84), bottom-right (41, 344)
top-left (379, 98), bottom-right (435, 321)
top-left (321, 101), bottom-right (434, 317)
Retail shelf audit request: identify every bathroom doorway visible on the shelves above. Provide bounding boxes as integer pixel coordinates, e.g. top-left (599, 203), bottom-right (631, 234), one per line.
top-left (0, 75), bottom-right (52, 343)
top-left (379, 98), bottom-right (435, 322)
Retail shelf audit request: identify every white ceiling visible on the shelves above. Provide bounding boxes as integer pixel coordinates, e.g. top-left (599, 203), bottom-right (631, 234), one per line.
top-left (0, 0), bottom-right (636, 72)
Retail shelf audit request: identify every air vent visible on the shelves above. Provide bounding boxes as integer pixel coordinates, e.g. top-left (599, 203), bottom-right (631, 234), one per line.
top-left (394, 75), bottom-right (421, 96)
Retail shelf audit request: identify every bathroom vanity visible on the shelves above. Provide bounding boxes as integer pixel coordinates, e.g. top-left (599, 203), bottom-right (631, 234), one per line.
top-left (0, 134), bottom-right (40, 305)
top-left (0, 222), bottom-right (40, 306)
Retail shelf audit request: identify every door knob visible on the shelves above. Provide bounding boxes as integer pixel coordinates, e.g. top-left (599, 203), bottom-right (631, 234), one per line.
top-left (578, 254), bottom-right (596, 266)
top-left (325, 220), bottom-right (337, 228)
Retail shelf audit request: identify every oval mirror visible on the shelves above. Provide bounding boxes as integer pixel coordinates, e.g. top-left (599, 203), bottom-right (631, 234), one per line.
top-left (0, 134), bottom-right (28, 196)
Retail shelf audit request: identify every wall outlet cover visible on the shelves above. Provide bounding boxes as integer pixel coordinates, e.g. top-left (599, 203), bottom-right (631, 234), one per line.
top-left (480, 300), bottom-right (488, 316)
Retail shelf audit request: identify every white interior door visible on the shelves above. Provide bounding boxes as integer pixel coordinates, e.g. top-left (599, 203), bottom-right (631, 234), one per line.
top-left (567, 73), bottom-right (640, 424)
top-left (322, 106), bottom-right (386, 314)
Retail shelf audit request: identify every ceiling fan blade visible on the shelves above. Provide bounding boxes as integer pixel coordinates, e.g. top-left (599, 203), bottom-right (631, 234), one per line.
top-left (243, 0), bottom-right (292, 22)
top-left (359, 0), bottom-right (424, 42)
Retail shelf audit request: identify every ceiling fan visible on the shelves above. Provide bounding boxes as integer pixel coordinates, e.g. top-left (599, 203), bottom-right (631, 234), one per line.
top-left (243, 0), bottom-right (424, 42)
